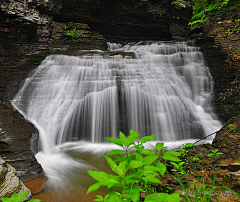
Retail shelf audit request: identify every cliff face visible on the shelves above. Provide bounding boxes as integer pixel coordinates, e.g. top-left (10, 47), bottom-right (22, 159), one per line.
top-left (0, 0), bottom-right (58, 181)
top-left (194, 8), bottom-right (240, 123)
top-left (57, 0), bottom-right (174, 40)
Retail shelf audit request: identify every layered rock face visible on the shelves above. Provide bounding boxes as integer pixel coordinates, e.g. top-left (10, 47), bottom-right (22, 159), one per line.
top-left (194, 9), bottom-right (240, 123)
top-left (0, 0), bottom-right (59, 182)
top-left (57, 0), bottom-right (174, 40)
top-left (0, 157), bottom-right (32, 201)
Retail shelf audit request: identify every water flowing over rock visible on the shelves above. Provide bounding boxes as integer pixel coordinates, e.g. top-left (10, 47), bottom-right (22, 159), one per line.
top-left (12, 42), bottom-right (222, 154)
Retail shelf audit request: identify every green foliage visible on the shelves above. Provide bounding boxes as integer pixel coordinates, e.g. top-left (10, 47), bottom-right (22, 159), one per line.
top-left (228, 124), bottom-right (236, 133)
top-left (228, 19), bottom-right (240, 36)
top-left (0, 190), bottom-right (41, 202)
top-left (206, 149), bottom-right (223, 158)
top-left (172, 0), bottom-right (240, 28)
top-left (63, 24), bottom-right (68, 30)
top-left (174, 143), bottom-right (236, 202)
top-left (66, 28), bottom-right (84, 38)
top-left (87, 129), bottom-right (182, 202)
top-left (87, 130), bottom-right (237, 202)
top-left (171, 0), bottom-right (190, 10)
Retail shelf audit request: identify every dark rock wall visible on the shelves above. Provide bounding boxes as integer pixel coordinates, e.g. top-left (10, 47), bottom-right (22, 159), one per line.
top-left (194, 13), bottom-right (240, 123)
top-left (57, 0), bottom-right (174, 40)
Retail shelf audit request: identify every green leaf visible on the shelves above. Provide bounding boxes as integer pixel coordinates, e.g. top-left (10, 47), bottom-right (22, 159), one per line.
top-left (141, 135), bottom-right (157, 144)
top-left (28, 199), bottom-right (41, 202)
top-left (87, 171), bottom-right (119, 183)
top-left (87, 182), bottom-right (102, 194)
top-left (144, 165), bottom-right (160, 172)
top-left (179, 169), bottom-right (187, 175)
top-left (134, 150), bottom-right (143, 162)
top-left (126, 129), bottom-right (139, 147)
top-left (108, 189), bottom-right (124, 202)
top-left (162, 152), bottom-right (180, 162)
top-left (17, 191), bottom-right (29, 202)
top-left (104, 194), bottom-right (110, 201)
top-left (105, 137), bottom-right (124, 147)
top-left (170, 161), bottom-right (184, 170)
top-left (129, 160), bottom-right (144, 168)
top-left (125, 174), bottom-right (145, 184)
top-left (0, 198), bottom-right (12, 202)
top-left (105, 156), bottom-right (118, 173)
top-left (141, 149), bottom-right (156, 156)
top-left (167, 193), bottom-right (182, 202)
top-left (145, 176), bottom-right (162, 184)
top-left (119, 132), bottom-right (126, 142)
top-left (88, 170), bottom-right (109, 182)
top-left (185, 143), bottom-right (193, 148)
top-left (94, 195), bottom-right (104, 201)
top-left (133, 145), bottom-right (145, 152)
top-left (170, 162), bottom-right (178, 169)
top-left (145, 193), bottom-right (168, 202)
top-left (117, 161), bottom-right (128, 176)
top-left (167, 151), bottom-right (181, 156)
top-left (11, 193), bottom-right (19, 200)
top-left (145, 193), bottom-right (182, 202)
top-left (106, 150), bottom-right (124, 156)
top-left (143, 156), bottom-right (159, 166)
top-left (155, 161), bottom-right (167, 176)
top-left (155, 143), bottom-right (164, 153)
top-left (122, 185), bottom-right (143, 202)
top-left (179, 162), bottom-right (185, 167)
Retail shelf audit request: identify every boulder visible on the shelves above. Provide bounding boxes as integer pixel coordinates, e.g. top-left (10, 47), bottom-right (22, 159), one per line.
top-left (0, 157), bottom-right (32, 201)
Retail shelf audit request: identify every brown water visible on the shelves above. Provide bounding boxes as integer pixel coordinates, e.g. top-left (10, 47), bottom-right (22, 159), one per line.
top-left (24, 174), bottom-right (106, 202)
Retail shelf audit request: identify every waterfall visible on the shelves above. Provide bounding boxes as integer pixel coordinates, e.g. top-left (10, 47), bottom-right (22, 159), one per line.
top-left (11, 41), bottom-right (222, 155)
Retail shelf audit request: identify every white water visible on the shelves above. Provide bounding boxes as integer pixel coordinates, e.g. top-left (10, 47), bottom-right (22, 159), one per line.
top-left (11, 41), bottom-right (222, 189)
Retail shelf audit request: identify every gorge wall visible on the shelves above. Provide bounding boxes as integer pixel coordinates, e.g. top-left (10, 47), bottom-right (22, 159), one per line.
top-left (194, 8), bottom-right (240, 123)
top-left (0, 0), bottom-right (239, 186)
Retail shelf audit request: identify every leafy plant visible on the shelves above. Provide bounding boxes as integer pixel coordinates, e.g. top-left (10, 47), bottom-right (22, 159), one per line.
top-left (172, 0), bottom-right (240, 28)
top-left (228, 19), bottom-right (240, 36)
top-left (65, 28), bottom-right (84, 38)
top-left (63, 24), bottom-right (68, 30)
top-left (87, 129), bottom-right (182, 202)
top-left (87, 130), bottom-right (237, 202)
top-left (228, 124), bottom-right (236, 133)
top-left (206, 149), bottom-right (223, 158)
top-left (171, 143), bottom-right (236, 202)
top-left (0, 190), bottom-right (41, 202)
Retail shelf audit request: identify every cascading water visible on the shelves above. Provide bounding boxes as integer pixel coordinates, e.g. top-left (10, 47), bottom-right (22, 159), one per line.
top-left (11, 41), bottom-right (222, 194)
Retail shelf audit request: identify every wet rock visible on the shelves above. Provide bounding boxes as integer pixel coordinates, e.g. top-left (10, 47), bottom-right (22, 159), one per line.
top-left (167, 178), bottom-right (179, 186)
top-left (0, 157), bottom-right (32, 201)
top-left (0, 102), bottom-right (43, 181)
top-left (228, 163), bottom-right (240, 172)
